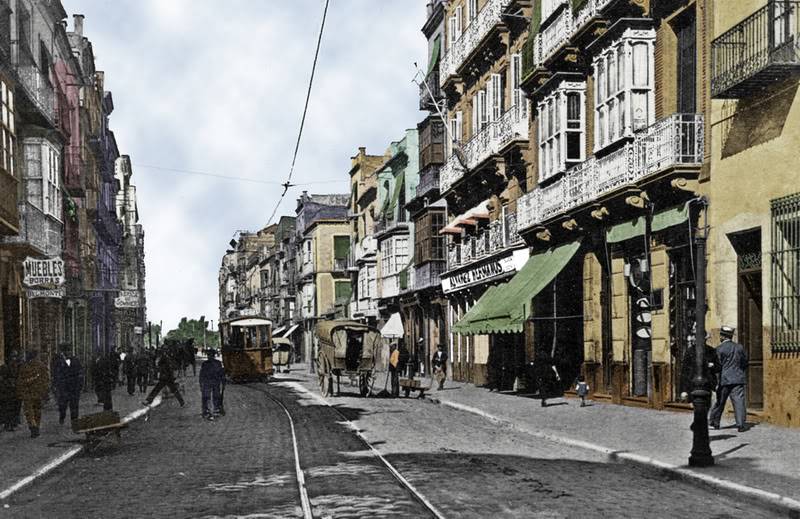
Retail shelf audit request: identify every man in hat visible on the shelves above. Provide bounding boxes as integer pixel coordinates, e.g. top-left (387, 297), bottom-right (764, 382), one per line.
top-left (709, 326), bottom-right (749, 432)
top-left (16, 351), bottom-right (50, 438)
top-left (199, 349), bottom-right (225, 420)
top-left (52, 343), bottom-right (84, 425)
top-left (432, 344), bottom-right (448, 390)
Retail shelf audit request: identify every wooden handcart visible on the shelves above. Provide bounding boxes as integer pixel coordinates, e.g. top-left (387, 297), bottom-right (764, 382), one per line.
top-left (399, 377), bottom-right (432, 398)
top-left (72, 411), bottom-right (128, 450)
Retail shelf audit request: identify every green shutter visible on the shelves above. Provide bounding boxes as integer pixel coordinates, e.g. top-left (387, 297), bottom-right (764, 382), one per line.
top-left (335, 281), bottom-right (352, 302)
top-left (570, 0), bottom-right (589, 11)
top-left (333, 236), bottom-right (350, 259)
top-left (530, 0), bottom-right (542, 35)
top-left (386, 171), bottom-right (406, 217)
top-left (427, 35), bottom-right (441, 77)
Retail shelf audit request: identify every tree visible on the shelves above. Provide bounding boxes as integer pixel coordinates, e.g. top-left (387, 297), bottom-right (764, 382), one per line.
top-left (165, 316), bottom-right (220, 348)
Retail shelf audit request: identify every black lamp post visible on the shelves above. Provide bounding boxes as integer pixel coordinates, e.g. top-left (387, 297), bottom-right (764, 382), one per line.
top-left (689, 197), bottom-right (713, 467)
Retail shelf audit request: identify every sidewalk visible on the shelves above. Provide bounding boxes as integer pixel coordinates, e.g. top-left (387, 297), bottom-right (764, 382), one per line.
top-left (0, 374), bottom-right (197, 498)
top-left (422, 378), bottom-right (800, 512)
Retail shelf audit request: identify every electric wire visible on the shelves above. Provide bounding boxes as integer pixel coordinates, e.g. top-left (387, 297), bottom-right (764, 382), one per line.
top-left (133, 163), bottom-right (346, 186)
top-left (266, 0), bottom-right (331, 226)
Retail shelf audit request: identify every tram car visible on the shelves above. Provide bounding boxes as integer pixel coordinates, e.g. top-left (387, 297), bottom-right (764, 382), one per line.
top-left (315, 320), bottom-right (381, 397)
top-left (219, 317), bottom-right (274, 382)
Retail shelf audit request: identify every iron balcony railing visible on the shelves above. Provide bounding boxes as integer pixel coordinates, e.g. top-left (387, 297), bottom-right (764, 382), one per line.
top-left (711, 0), bottom-right (800, 98)
top-left (415, 168), bottom-right (441, 199)
top-left (4, 202), bottom-right (63, 256)
top-left (413, 261), bottom-right (447, 290)
top-left (518, 113), bottom-right (704, 231)
top-left (440, 104), bottom-right (529, 192)
top-left (440, 0), bottom-right (513, 85)
top-left (420, 69), bottom-right (443, 110)
top-left (446, 210), bottom-right (523, 271)
top-left (15, 62), bottom-right (55, 123)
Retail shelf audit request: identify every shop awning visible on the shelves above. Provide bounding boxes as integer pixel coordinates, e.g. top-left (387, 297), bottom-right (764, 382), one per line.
top-left (381, 312), bottom-right (404, 338)
top-left (606, 205), bottom-right (690, 244)
top-left (281, 324), bottom-right (300, 338)
top-left (273, 326), bottom-right (286, 336)
top-left (452, 240), bottom-right (582, 335)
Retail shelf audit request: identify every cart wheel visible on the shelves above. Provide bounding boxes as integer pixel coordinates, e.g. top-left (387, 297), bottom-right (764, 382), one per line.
top-left (359, 373), bottom-right (371, 397)
top-left (404, 387), bottom-right (411, 398)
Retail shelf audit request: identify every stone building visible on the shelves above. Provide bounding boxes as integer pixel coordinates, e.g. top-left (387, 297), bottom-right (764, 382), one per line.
top-left (346, 147), bottom-right (384, 326)
top-left (705, 0), bottom-right (800, 427)
top-left (293, 192), bottom-right (349, 366)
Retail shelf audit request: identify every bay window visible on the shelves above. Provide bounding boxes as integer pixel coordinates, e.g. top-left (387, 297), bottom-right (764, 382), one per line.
top-left (538, 81), bottom-right (586, 183)
top-left (593, 28), bottom-right (656, 151)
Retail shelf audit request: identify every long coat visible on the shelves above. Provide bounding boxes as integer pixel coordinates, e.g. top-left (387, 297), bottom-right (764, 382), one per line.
top-left (17, 360), bottom-right (50, 401)
top-left (716, 339), bottom-right (748, 386)
top-left (53, 355), bottom-right (84, 395)
top-left (199, 359), bottom-right (225, 388)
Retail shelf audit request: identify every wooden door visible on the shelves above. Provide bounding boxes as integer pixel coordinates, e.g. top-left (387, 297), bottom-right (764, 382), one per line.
top-left (738, 270), bottom-right (763, 409)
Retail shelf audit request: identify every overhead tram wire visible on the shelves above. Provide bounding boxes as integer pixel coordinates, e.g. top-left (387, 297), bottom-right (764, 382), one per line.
top-left (266, 0), bottom-right (330, 226)
top-left (132, 163), bottom-right (346, 186)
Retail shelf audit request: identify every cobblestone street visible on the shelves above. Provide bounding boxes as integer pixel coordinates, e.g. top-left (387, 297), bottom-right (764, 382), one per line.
top-left (2, 369), bottom-right (787, 518)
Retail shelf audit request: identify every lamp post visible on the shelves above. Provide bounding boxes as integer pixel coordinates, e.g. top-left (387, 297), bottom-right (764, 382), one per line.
top-left (689, 197), bottom-right (713, 467)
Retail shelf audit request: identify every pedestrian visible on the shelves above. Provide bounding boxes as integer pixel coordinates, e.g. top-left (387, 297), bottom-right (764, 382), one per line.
top-left (575, 375), bottom-right (590, 407)
top-left (16, 350), bottom-right (50, 438)
top-left (123, 349), bottom-right (137, 396)
top-left (199, 349), bottom-right (225, 420)
top-left (397, 340), bottom-right (410, 378)
top-left (388, 344), bottom-right (400, 398)
top-left (535, 355), bottom-right (561, 408)
top-left (709, 326), bottom-right (749, 432)
top-left (109, 349), bottom-right (122, 387)
top-left (0, 361), bottom-right (17, 431)
top-left (432, 344), bottom-right (448, 390)
top-left (679, 332), bottom-right (719, 403)
top-left (143, 351), bottom-right (185, 407)
top-left (52, 343), bottom-right (84, 425)
top-left (186, 340), bottom-right (197, 376)
top-left (2, 349), bottom-right (22, 429)
top-left (93, 353), bottom-right (117, 411)
top-left (90, 354), bottom-right (103, 405)
top-left (135, 350), bottom-right (150, 394)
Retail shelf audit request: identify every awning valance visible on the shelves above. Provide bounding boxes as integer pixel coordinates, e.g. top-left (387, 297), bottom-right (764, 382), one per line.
top-left (606, 205), bottom-right (690, 244)
top-left (452, 240), bottom-right (582, 335)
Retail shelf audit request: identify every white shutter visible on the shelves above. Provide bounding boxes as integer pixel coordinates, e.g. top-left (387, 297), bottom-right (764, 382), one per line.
top-left (486, 79), bottom-right (494, 123)
top-left (455, 111), bottom-right (463, 145)
top-left (455, 6), bottom-right (463, 38)
top-left (469, 0), bottom-right (478, 21)
top-left (478, 90), bottom-right (487, 130)
top-left (472, 97), bottom-right (478, 136)
top-left (491, 73), bottom-right (502, 120)
top-left (448, 17), bottom-right (456, 50)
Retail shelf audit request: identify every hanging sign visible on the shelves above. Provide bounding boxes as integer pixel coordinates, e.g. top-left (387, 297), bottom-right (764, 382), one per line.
top-left (23, 257), bottom-right (65, 288)
top-left (27, 287), bottom-right (66, 299)
top-left (115, 290), bottom-right (142, 308)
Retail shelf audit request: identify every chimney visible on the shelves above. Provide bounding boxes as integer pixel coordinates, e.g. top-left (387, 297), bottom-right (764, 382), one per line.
top-left (73, 14), bottom-right (84, 36)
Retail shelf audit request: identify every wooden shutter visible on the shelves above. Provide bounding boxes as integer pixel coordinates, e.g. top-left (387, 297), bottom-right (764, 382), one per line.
top-left (492, 73), bottom-right (502, 120)
top-left (455, 6), bottom-right (463, 38)
top-left (455, 111), bottom-right (463, 144)
top-left (448, 16), bottom-right (456, 50)
top-left (471, 97), bottom-right (478, 136)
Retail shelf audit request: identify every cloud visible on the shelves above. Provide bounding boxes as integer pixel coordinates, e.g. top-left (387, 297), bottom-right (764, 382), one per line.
top-left (65, 0), bottom-right (427, 330)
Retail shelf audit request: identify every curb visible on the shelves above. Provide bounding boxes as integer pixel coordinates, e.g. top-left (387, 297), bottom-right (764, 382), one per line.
top-left (0, 395), bottom-right (163, 501)
top-left (429, 396), bottom-right (800, 518)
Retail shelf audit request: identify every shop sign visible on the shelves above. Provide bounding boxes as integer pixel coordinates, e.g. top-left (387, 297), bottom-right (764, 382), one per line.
top-left (239, 308), bottom-right (259, 317)
top-left (441, 255), bottom-right (516, 294)
top-left (22, 257), bottom-right (65, 288)
top-left (27, 287), bottom-right (66, 299)
top-left (133, 326), bottom-right (144, 334)
top-left (115, 290), bottom-right (141, 308)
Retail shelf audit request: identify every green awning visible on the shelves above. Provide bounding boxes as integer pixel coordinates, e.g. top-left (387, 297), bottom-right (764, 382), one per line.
top-left (452, 240), bottom-right (582, 335)
top-left (427, 35), bottom-right (441, 77)
top-left (606, 205), bottom-right (690, 244)
top-left (386, 171), bottom-right (406, 216)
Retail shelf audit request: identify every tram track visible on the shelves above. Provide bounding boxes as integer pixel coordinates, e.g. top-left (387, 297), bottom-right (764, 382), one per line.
top-left (243, 381), bottom-right (446, 519)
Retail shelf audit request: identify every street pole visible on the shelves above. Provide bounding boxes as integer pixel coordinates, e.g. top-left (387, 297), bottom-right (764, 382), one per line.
top-left (689, 197), bottom-right (713, 467)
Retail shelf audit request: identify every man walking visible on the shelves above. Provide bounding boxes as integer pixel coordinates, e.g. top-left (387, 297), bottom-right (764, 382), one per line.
top-left (709, 326), bottom-right (749, 432)
top-left (123, 349), bottom-right (137, 396)
top-left (135, 350), bottom-right (150, 394)
top-left (143, 352), bottom-right (185, 407)
top-left (432, 344), bottom-right (448, 390)
top-left (198, 349), bottom-right (225, 419)
top-left (388, 344), bottom-right (400, 398)
top-left (93, 353), bottom-right (117, 411)
top-left (16, 351), bottom-right (50, 438)
top-left (52, 343), bottom-right (84, 425)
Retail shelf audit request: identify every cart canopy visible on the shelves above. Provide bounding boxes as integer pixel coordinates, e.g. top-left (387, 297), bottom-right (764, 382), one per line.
top-left (316, 320), bottom-right (373, 343)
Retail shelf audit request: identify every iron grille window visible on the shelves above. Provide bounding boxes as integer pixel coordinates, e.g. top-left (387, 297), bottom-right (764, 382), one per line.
top-left (771, 192), bottom-right (800, 352)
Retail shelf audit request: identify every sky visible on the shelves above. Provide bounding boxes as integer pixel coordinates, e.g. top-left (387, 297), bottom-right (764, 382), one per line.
top-left (66, 0), bottom-right (428, 332)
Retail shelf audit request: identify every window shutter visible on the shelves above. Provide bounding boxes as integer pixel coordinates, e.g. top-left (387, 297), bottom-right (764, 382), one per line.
top-left (455, 111), bottom-right (463, 145)
top-left (492, 73), bottom-right (502, 120)
top-left (455, 6), bottom-right (463, 38)
top-left (334, 236), bottom-right (350, 259)
top-left (478, 90), bottom-right (487, 129)
top-left (486, 79), bottom-right (494, 123)
top-left (472, 97), bottom-right (478, 135)
top-left (448, 17), bottom-right (456, 50)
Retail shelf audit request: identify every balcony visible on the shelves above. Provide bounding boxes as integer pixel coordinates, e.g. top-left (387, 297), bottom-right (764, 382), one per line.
top-left (381, 274), bottom-right (400, 299)
top-left (374, 216), bottom-right (409, 236)
top-left (64, 147), bottom-right (85, 195)
top-left (440, 0), bottom-right (513, 86)
top-left (440, 104), bottom-right (529, 193)
top-left (350, 298), bottom-right (378, 318)
top-left (711, 1), bottom-right (800, 98)
top-left (15, 62), bottom-right (55, 124)
top-left (419, 69), bottom-right (443, 110)
top-left (415, 168), bottom-right (440, 200)
top-left (517, 113), bottom-right (704, 231)
top-left (353, 235), bottom-right (377, 263)
top-left (3, 203), bottom-right (62, 256)
top-left (414, 261), bottom-right (446, 290)
top-left (418, 117), bottom-right (446, 171)
top-left (301, 259), bottom-right (315, 278)
top-left (446, 209), bottom-right (523, 272)
top-left (0, 170), bottom-right (19, 235)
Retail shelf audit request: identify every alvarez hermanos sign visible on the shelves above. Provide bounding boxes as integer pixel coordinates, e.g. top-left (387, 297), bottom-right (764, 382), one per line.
top-left (23, 257), bottom-right (65, 288)
top-left (442, 254), bottom-right (517, 294)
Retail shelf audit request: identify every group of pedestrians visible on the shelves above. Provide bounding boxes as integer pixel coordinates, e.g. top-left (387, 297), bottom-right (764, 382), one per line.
top-left (387, 340), bottom-right (449, 397)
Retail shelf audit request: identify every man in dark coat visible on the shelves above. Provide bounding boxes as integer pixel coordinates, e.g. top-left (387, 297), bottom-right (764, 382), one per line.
top-left (92, 353), bottom-right (117, 411)
top-left (198, 349), bottom-right (225, 419)
top-left (432, 344), bottom-right (448, 390)
top-left (143, 352), bottom-right (185, 407)
top-left (52, 343), bottom-right (84, 424)
top-left (709, 326), bottom-right (749, 432)
top-left (679, 333), bottom-right (720, 401)
top-left (17, 351), bottom-right (50, 438)
top-left (535, 354), bottom-right (561, 408)
top-left (135, 351), bottom-right (150, 394)
top-left (123, 349), bottom-right (137, 396)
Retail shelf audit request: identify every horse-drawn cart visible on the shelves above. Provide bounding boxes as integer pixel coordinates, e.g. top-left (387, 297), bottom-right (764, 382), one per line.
top-left (316, 320), bottom-right (381, 397)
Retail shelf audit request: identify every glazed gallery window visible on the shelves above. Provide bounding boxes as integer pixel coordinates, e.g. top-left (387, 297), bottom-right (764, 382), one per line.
top-left (1, 79), bottom-right (15, 176)
top-left (537, 81), bottom-right (586, 182)
top-left (593, 29), bottom-right (656, 151)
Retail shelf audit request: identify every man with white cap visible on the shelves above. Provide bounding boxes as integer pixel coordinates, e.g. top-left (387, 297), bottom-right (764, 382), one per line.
top-left (709, 326), bottom-right (749, 432)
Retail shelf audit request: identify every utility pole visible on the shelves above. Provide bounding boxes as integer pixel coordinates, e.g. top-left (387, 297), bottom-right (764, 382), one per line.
top-left (689, 197), bottom-right (713, 467)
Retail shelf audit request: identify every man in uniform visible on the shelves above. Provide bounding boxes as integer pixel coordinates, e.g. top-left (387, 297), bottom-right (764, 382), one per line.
top-left (709, 326), bottom-right (749, 432)
top-left (198, 349), bottom-right (225, 420)
top-left (52, 343), bottom-right (84, 425)
top-left (17, 351), bottom-right (50, 438)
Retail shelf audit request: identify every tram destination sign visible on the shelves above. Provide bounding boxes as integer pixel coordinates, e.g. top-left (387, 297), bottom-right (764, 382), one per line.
top-left (23, 257), bottom-right (65, 288)
top-left (441, 255), bottom-right (516, 294)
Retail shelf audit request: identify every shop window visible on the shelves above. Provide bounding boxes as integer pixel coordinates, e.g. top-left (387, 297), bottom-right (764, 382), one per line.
top-left (593, 29), bottom-right (656, 152)
top-left (538, 81), bottom-right (586, 182)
